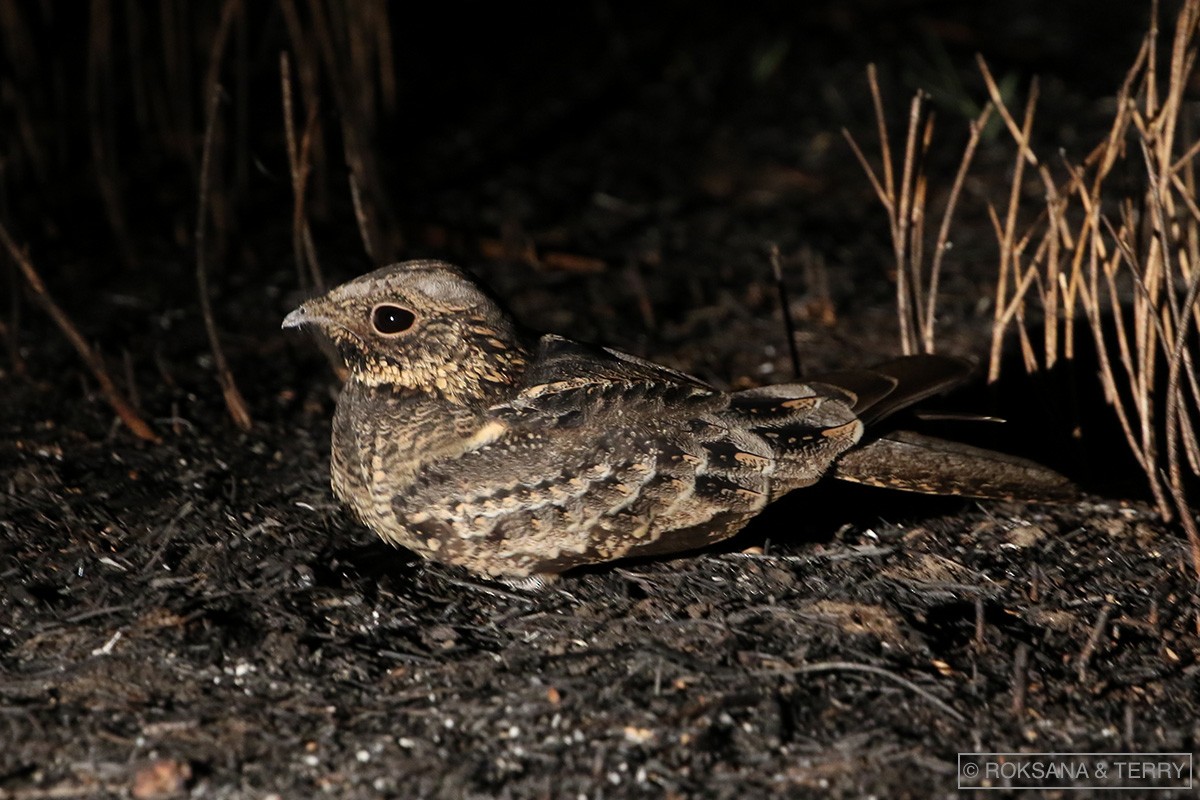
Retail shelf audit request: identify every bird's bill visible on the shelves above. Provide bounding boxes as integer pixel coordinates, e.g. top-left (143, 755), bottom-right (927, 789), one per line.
top-left (282, 303), bottom-right (331, 331)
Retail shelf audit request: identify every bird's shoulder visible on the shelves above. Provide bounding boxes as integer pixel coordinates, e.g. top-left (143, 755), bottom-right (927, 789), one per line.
top-left (497, 334), bottom-right (723, 419)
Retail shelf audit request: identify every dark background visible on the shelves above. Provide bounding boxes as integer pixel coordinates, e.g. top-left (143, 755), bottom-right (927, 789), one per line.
top-left (3, 2), bottom-right (1197, 798)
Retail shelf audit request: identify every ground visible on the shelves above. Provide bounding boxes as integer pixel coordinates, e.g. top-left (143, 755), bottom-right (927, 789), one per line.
top-left (2, 3), bottom-right (1198, 798)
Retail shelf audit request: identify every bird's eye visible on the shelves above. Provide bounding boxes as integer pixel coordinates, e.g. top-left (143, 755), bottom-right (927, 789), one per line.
top-left (371, 304), bottom-right (416, 335)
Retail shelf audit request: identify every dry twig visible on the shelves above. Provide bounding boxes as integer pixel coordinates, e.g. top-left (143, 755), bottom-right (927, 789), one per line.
top-left (769, 244), bottom-right (803, 378)
top-left (845, 69), bottom-right (992, 355)
top-left (850, 2), bottom-right (1200, 577)
top-left (196, 8), bottom-right (253, 432)
top-left (977, 0), bottom-right (1200, 575)
top-left (0, 225), bottom-right (158, 442)
top-left (281, 51), bottom-right (324, 291)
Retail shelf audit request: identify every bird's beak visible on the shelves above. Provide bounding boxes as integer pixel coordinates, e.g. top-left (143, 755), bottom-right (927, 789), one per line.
top-left (282, 303), bottom-right (334, 331)
top-left (283, 299), bottom-right (365, 351)
top-left (281, 305), bottom-right (310, 330)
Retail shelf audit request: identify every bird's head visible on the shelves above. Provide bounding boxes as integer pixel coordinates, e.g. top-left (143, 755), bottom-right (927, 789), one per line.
top-left (283, 260), bottom-right (529, 403)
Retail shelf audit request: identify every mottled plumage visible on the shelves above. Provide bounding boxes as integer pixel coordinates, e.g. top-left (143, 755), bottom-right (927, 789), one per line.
top-left (283, 260), bottom-right (1072, 581)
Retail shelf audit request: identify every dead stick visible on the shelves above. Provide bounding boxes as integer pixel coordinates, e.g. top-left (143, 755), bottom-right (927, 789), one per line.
top-left (348, 170), bottom-right (377, 264)
top-left (987, 76), bottom-right (1040, 382)
top-left (1164, 250), bottom-right (1200, 579)
top-left (1011, 641), bottom-right (1029, 717)
top-left (281, 51), bottom-right (324, 291)
top-left (0, 225), bottom-right (158, 442)
top-left (973, 597), bottom-right (985, 646)
top-left (1075, 601), bottom-right (1113, 683)
top-left (866, 64), bottom-right (896, 208)
top-left (196, 84), bottom-right (252, 431)
top-left (894, 91), bottom-right (925, 354)
top-left (925, 104), bottom-right (993, 352)
top-left (842, 128), bottom-right (891, 212)
top-left (772, 660), bottom-right (965, 724)
top-left (281, 51), bottom-right (307, 290)
top-left (977, 55), bottom-right (1038, 167)
top-left (769, 244), bottom-right (803, 378)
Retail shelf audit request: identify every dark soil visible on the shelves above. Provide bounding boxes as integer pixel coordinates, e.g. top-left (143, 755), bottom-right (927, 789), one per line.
top-left (2, 3), bottom-right (1198, 798)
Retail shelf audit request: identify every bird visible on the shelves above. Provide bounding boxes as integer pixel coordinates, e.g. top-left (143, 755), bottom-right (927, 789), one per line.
top-left (282, 259), bottom-right (1073, 584)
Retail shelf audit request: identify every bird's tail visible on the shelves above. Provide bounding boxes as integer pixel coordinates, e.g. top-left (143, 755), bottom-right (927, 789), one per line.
top-left (808, 355), bottom-right (1076, 502)
top-left (806, 354), bottom-right (973, 424)
top-left (831, 430), bottom-right (1077, 501)
top-left (729, 354), bottom-right (973, 493)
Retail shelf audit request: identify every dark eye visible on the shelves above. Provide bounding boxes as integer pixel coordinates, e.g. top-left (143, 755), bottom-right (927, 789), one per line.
top-left (372, 304), bottom-right (415, 334)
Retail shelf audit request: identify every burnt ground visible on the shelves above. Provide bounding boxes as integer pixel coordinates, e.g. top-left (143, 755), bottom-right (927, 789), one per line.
top-left (2, 3), bottom-right (1199, 798)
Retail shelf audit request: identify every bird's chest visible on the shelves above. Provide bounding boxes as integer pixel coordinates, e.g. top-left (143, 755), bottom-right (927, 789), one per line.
top-left (329, 384), bottom-right (480, 539)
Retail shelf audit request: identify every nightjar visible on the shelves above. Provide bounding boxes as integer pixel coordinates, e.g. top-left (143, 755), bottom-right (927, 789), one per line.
top-left (283, 260), bottom-right (1072, 582)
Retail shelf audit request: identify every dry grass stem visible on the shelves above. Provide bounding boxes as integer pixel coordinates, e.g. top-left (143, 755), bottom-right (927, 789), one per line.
top-left (769, 244), bottom-right (803, 378)
top-left (348, 171), bottom-right (377, 264)
top-left (980, 1), bottom-right (1200, 575)
top-left (987, 77), bottom-right (1040, 382)
top-left (304, 0), bottom-right (394, 263)
top-left (0, 225), bottom-right (158, 442)
top-left (86, 0), bottom-right (136, 269)
top-left (846, 70), bottom-right (992, 355)
top-left (852, 2), bottom-right (1200, 577)
top-left (926, 104), bottom-right (992, 351)
top-left (281, 51), bottom-right (325, 291)
top-left (196, 82), bottom-right (252, 432)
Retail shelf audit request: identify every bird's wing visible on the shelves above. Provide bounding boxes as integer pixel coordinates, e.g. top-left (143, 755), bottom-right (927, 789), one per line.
top-left (483, 336), bottom-right (868, 506)
top-left (509, 333), bottom-right (716, 402)
top-left (391, 336), bottom-right (777, 574)
top-left (412, 334), bottom-right (739, 497)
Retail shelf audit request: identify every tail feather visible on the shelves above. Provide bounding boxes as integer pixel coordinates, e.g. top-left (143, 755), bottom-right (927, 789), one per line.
top-left (807, 355), bottom-right (1075, 502)
top-left (832, 430), bottom-right (1077, 502)
top-left (808, 354), bottom-right (973, 425)
top-left (733, 354), bottom-right (1073, 503)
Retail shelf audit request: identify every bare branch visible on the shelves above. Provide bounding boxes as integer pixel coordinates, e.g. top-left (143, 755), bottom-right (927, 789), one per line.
top-left (196, 80), bottom-right (252, 431)
top-left (0, 225), bottom-right (158, 442)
